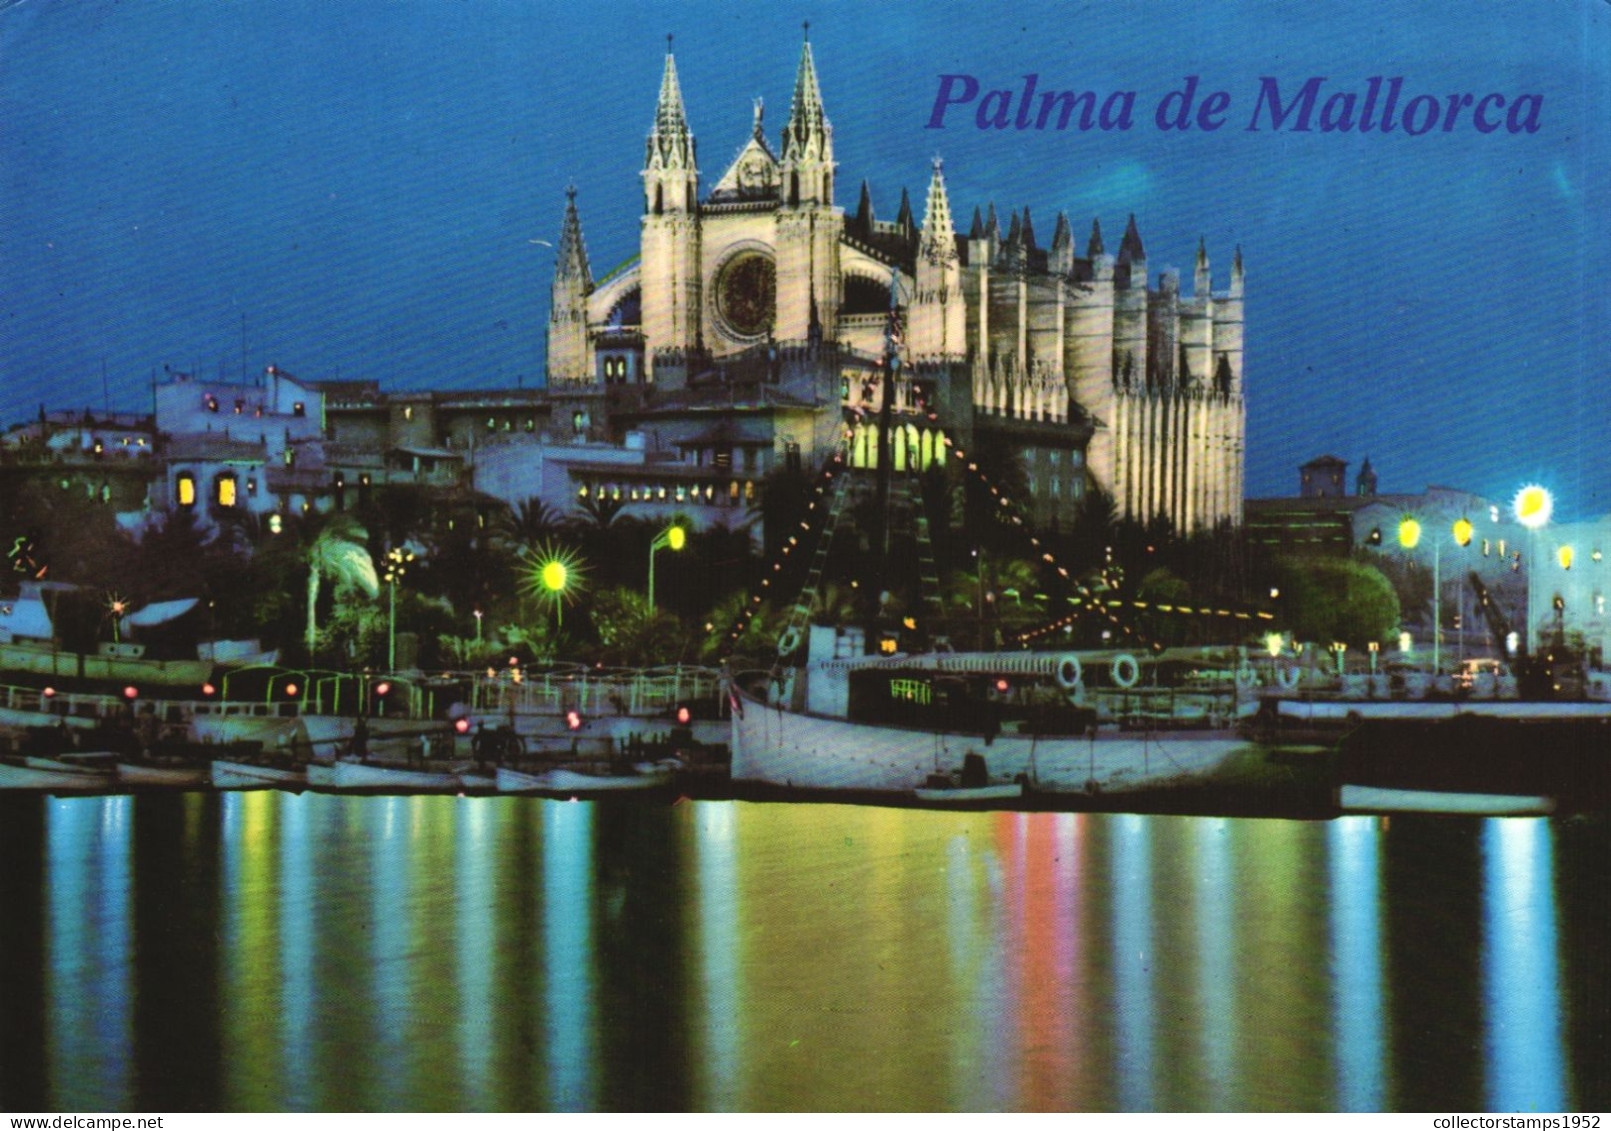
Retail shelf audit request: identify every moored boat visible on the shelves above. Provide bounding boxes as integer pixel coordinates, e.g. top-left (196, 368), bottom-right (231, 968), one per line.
top-left (0, 759), bottom-right (110, 791)
top-left (315, 759), bottom-right (472, 793)
top-left (496, 761), bottom-right (676, 795)
top-left (732, 637), bottom-right (1258, 798)
top-left (116, 761), bottom-right (209, 788)
top-left (210, 759), bottom-right (308, 790)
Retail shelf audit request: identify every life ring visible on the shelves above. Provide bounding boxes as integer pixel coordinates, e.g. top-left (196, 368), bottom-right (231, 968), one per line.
top-left (1111, 653), bottom-right (1140, 689)
top-left (1276, 665), bottom-right (1302, 691)
top-left (776, 627), bottom-right (802, 658)
top-left (1055, 654), bottom-right (1083, 691)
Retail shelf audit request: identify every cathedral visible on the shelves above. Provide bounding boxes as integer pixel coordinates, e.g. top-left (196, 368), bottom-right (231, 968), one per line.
top-left (547, 37), bottom-right (1246, 533)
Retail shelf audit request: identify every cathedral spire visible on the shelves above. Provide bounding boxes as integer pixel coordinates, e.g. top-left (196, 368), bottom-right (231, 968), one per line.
top-left (645, 45), bottom-right (695, 171)
top-left (984, 202), bottom-right (1000, 240)
top-left (854, 179), bottom-right (876, 237)
top-left (782, 33), bottom-right (832, 166)
top-left (919, 158), bottom-right (956, 260)
top-left (1231, 244), bottom-right (1245, 296)
top-left (969, 206), bottom-right (984, 241)
top-left (895, 186), bottom-right (916, 243)
top-left (1050, 211), bottom-right (1074, 275)
top-left (1087, 217), bottom-right (1105, 258)
top-left (555, 184), bottom-right (592, 287)
top-left (1020, 206), bottom-right (1037, 253)
top-left (1194, 236), bottom-right (1211, 295)
top-left (1117, 213), bottom-right (1146, 264)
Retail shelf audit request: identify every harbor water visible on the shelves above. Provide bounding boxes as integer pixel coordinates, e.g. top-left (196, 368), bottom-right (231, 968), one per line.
top-left (0, 793), bottom-right (1605, 1112)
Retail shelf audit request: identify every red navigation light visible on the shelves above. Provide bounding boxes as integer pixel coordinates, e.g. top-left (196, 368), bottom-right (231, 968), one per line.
top-left (375, 681), bottom-right (391, 697)
top-left (454, 717), bottom-right (471, 735)
top-left (994, 678), bottom-right (1010, 694)
top-left (676, 705), bottom-right (691, 725)
top-left (201, 682), bottom-right (217, 697)
top-left (122, 685), bottom-right (138, 700)
top-left (284, 682), bottom-right (299, 698)
top-left (42, 686), bottom-right (55, 699)
top-left (565, 710), bottom-right (582, 731)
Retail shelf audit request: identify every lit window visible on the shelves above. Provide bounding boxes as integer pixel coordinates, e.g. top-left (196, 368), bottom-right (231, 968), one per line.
top-left (247, 478), bottom-right (257, 495)
top-left (403, 406), bottom-right (414, 421)
top-left (99, 483), bottom-right (111, 504)
top-left (578, 484), bottom-right (589, 498)
top-left (216, 475), bottom-right (238, 508)
top-left (177, 473), bottom-right (197, 507)
top-left (675, 486), bottom-right (686, 502)
top-left (745, 481), bottom-right (755, 502)
top-left (234, 400), bottom-right (244, 415)
top-left (205, 396), bottom-right (219, 413)
top-left (292, 402), bottom-right (305, 417)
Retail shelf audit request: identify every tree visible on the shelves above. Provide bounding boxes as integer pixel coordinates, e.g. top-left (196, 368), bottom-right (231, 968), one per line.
top-left (305, 515), bottom-right (378, 658)
top-left (1273, 556), bottom-right (1400, 649)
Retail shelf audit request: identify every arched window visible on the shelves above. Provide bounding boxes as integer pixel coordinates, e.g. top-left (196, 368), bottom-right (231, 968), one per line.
top-left (215, 472), bottom-right (238, 509)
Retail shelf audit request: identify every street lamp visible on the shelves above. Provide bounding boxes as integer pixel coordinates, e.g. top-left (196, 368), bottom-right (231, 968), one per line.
top-left (522, 540), bottom-right (586, 630)
top-left (648, 524), bottom-right (686, 611)
top-left (383, 547), bottom-right (415, 672)
top-left (473, 607), bottom-right (484, 645)
top-left (1514, 485), bottom-right (1553, 654)
top-left (1398, 513), bottom-right (1474, 675)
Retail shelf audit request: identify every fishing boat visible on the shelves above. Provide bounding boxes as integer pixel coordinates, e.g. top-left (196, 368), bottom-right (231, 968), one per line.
top-left (495, 760), bottom-right (677, 796)
top-left (310, 758), bottom-right (477, 793)
top-left (116, 761), bottom-right (209, 788)
top-left (210, 759), bottom-right (308, 790)
top-left (0, 759), bottom-right (109, 792)
top-left (731, 632), bottom-right (1261, 798)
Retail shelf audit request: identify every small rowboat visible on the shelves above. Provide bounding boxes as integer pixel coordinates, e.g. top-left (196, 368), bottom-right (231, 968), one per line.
top-left (0, 759), bottom-right (109, 791)
top-left (117, 762), bottom-right (208, 788)
top-left (496, 761), bottom-right (676, 795)
top-left (211, 760), bottom-right (309, 790)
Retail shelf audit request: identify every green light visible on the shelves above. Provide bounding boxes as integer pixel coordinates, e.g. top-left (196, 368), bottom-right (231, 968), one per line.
top-left (541, 560), bottom-right (568, 592)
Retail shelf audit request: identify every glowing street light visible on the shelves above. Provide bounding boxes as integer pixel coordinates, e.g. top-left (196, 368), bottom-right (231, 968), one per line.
top-left (648, 524), bottom-right (687, 611)
top-left (522, 540), bottom-right (587, 629)
top-left (383, 547), bottom-right (415, 671)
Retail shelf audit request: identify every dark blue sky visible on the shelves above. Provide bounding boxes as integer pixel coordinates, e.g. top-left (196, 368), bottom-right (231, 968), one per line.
top-left (3, 1), bottom-right (1606, 511)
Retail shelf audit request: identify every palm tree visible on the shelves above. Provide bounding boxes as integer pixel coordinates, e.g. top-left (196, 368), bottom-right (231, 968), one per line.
top-left (305, 515), bottom-right (379, 657)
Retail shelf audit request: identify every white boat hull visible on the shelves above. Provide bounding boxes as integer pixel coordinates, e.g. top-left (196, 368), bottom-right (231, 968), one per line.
top-left (210, 760), bottom-right (308, 790)
top-left (1338, 784), bottom-right (1556, 816)
top-left (319, 760), bottom-right (469, 792)
top-left (0, 761), bottom-right (108, 791)
top-left (116, 762), bottom-right (207, 787)
top-left (496, 765), bottom-right (673, 794)
top-left (732, 692), bottom-right (1253, 795)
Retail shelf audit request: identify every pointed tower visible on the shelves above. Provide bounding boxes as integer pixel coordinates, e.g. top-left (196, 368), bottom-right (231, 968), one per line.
top-left (852, 179), bottom-right (876, 238)
top-left (548, 186), bottom-right (594, 383)
top-left (909, 158), bottom-right (965, 359)
top-left (1087, 218), bottom-right (1105, 259)
top-left (640, 42), bottom-right (702, 379)
top-left (774, 29), bottom-right (842, 344)
top-left (1049, 211), bottom-right (1074, 276)
top-left (895, 187), bottom-right (916, 246)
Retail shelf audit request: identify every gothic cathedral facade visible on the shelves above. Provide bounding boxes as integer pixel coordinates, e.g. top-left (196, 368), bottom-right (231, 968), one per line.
top-left (548, 38), bottom-right (1246, 532)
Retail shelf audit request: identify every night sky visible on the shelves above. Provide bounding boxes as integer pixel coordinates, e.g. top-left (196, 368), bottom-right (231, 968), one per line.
top-left (3, 1), bottom-right (1606, 513)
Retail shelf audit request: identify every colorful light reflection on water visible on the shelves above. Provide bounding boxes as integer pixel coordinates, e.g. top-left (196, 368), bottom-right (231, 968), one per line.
top-left (0, 795), bottom-right (1603, 1112)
